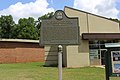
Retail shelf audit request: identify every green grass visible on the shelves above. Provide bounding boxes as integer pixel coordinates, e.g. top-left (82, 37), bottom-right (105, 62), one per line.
top-left (0, 62), bottom-right (119, 80)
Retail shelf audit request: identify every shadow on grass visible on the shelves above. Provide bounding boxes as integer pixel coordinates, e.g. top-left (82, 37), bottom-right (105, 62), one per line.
top-left (40, 64), bottom-right (65, 67)
top-left (35, 64), bottom-right (58, 67)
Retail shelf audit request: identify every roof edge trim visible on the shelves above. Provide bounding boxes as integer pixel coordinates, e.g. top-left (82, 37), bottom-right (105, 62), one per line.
top-left (64, 6), bottom-right (119, 23)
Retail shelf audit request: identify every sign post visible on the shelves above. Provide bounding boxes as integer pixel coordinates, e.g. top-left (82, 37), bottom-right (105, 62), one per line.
top-left (58, 45), bottom-right (63, 80)
top-left (105, 50), bottom-right (110, 80)
top-left (40, 10), bottom-right (79, 80)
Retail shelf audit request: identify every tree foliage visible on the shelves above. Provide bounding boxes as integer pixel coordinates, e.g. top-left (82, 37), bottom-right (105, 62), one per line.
top-left (16, 17), bottom-right (39, 40)
top-left (36, 12), bottom-right (54, 29)
top-left (0, 15), bottom-right (15, 38)
top-left (109, 18), bottom-right (120, 24)
top-left (0, 12), bottom-right (54, 40)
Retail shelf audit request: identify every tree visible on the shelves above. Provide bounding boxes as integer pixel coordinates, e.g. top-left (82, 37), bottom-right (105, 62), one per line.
top-left (16, 17), bottom-right (39, 40)
top-left (109, 18), bottom-right (120, 23)
top-left (0, 15), bottom-right (15, 38)
top-left (0, 12), bottom-right (54, 39)
top-left (36, 12), bottom-right (54, 29)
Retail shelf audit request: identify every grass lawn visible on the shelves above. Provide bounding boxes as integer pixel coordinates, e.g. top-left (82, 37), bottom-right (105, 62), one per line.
top-left (0, 62), bottom-right (119, 80)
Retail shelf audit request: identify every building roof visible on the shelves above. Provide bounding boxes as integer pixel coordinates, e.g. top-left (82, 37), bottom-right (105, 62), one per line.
top-left (64, 6), bottom-right (119, 23)
top-left (0, 39), bottom-right (39, 43)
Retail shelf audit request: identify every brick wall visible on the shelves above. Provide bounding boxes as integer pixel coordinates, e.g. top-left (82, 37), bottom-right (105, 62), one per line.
top-left (0, 42), bottom-right (44, 63)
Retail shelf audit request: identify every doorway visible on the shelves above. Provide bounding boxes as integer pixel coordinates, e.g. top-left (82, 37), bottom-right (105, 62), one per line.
top-left (100, 49), bottom-right (107, 65)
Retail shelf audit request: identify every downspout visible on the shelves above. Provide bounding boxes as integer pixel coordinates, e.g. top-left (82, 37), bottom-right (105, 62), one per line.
top-left (86, 13), bottom-right (89, 33)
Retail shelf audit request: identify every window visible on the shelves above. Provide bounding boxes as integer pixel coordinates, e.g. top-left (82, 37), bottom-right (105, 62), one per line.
top-left (89, 40), bottom-right (119, 49)
top-left (89, 40), bottom-right (119, 65)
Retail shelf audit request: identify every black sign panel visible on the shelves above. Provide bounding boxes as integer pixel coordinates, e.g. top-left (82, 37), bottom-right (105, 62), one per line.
top-left (105, 48), bottom-right (120, 78)
top-left (40, 10), bottom-right (79, 45)
top-left (111, 51), bottom-right (120, 74)
top-left (112, 51), bottom-right (120, 61)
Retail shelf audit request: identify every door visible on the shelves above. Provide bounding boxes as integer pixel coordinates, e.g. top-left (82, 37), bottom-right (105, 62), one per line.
top-left (100, 49), bottom-right (107, 65)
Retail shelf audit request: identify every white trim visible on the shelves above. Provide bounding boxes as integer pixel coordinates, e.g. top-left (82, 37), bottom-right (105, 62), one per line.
top-left (105, 43), bottom-right (120, 48)
top-left (0, 39), bottom-right (39, 43)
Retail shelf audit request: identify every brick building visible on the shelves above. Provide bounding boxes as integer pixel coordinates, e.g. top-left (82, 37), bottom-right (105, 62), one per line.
top-left (0, 39), bottom-right (44, 63)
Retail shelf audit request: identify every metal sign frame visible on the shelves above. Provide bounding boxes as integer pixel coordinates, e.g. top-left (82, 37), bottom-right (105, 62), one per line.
top-left (105, 43), bottom-right (120, 80)
top-left (40, 10), bottom-right (80, 45)
top-left (106, 48), bottom-right (120, 77)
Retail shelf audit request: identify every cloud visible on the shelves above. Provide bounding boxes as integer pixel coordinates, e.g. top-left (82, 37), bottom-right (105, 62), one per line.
top-left (115, 0), bottom-right (120, 2)
top-left (73, 0), bottom-right (119, 19)
top-left (0, 0), bottom-right (54, 23)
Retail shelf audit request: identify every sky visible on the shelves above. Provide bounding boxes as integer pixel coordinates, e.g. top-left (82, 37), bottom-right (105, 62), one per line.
top-left (0, 0), bottom-right (120, 23)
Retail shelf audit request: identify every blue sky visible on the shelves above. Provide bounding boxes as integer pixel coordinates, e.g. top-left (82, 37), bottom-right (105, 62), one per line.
top-left (116, 1), bottom-right (120, 19)
top-left (47, 0), bottom-right (74, 10)
top-left (0, 0), bottom-right (120, 23)
top-left (0, 0), bottom-right (74, 10)
top-left (0, 0), bottom-right (34, 10)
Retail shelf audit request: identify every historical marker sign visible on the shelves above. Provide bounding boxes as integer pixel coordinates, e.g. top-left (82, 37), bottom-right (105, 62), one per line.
top-left (40, 10), bottom-right (79, 45)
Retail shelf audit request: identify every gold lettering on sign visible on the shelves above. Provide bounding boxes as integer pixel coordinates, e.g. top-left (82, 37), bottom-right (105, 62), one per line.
top-left (46, 20), bottom-right (73, 26)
